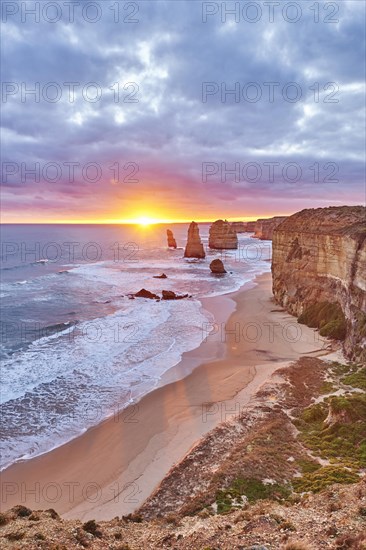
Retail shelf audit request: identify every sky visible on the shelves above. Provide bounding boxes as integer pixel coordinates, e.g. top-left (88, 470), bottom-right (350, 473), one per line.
top-left (1, 0), bottom-right (365, 223)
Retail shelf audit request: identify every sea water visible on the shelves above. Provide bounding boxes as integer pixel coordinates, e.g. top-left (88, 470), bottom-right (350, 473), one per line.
top-left (0, 223), bottom-right (271, 470)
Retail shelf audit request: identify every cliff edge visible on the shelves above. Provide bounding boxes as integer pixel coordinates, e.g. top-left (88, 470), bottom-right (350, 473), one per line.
top-left (254, 216), bottom-right (287, 240)
top-left (272, 206), bottom-right (366, 361)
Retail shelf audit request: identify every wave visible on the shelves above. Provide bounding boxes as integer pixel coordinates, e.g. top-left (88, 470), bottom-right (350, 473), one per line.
top-left (1, 259), bottom-right (51, 272)
top-left (1, 235), bottom-right (272, 470)
top-left (0, 321), bottom-right (78, 361)
top-left (0, 297), bottom-right (213, 469)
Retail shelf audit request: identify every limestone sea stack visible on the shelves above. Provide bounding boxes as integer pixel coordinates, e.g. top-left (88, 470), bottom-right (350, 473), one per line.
top-left (209, 220), bottom-right (238, 249)
top-left (272, 206), bottom-right (366, 362)
top-left (184, 222), bottom-right (205, 258)
top-left (209, 259), bottom-right (227, 274)
top-left (167, 229), bottom-right (177, 248)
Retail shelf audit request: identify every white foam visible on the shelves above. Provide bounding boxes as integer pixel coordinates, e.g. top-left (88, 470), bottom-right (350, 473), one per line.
top-left (1, 235), bottom-right (271, 469)
top-left (0, 297), bottom-right (214, 469)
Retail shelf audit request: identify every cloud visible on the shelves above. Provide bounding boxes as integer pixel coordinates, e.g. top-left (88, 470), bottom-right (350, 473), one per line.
top-left (1, 0), bottom-right (365, 221)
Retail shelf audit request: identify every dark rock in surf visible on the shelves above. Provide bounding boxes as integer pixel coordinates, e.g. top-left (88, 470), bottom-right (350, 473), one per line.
top-left (134, 289), bottom-right (159, 299)
top-left (209, 259), bottom-right (227, 274)
top-left (162, 290), bottom-right (188, 300)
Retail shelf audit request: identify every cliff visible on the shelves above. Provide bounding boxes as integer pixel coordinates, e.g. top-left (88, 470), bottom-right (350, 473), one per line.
top-left (184, 222), bottom-right (205, 258)
top-left (272, 206), bottom-right (366, 361)
top-left (209, 219), bottom-right (238, 249)
top-left (254, 216), bottom-right (287, 240)
top-left (231, 221), bottom-right (256, 233)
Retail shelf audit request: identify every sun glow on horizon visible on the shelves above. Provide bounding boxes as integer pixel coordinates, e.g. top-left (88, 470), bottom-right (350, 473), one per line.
top-left (132, 216), bottom-right (159, 226)
top-left (1, 214), bottom-right (283, 225)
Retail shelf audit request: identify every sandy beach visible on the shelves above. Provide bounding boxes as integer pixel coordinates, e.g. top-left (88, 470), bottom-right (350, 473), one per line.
top-left (0, 272), bottom-right (330, 520)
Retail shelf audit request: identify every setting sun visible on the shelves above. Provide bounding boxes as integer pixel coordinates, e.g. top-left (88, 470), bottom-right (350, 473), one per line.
top-left (135, 216), bottom-right (156, 226)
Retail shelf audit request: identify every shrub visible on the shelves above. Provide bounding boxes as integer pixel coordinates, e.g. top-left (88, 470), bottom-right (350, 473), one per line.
top-left (216, 478), bottom-right (291, 513)
top-left (6, 531), bottom-right (25, 541)
top-left (12, 505), bottom-right (32, 518)
top-left (342, 367), bottom-right (366, 390)
top-left (45, 508), bottom-right (60, 520)
top-left (293, 466), bottom-right (359, 493)
top-left (329, 396), bottom-right (351, 413)
top-left (282, 520), bottom-right (297, 531)
top-left (82, 519), bottom-right (102, 537)
top-left (297, 459), bottom-right (321, 474)
top-left (297, 394), bottom-right (366, 469)
top-left (331, 394), bottom-right (366, 422)
top-left (0, 513), bottom-right (8, 526)
top-left (301, 403), bottom-right (327, 423)
top-left (320, 319), bottom-right (347, 340)
top-left (122, 513), bottom-right (142, 522)
top-left (320, 381), bottom-right (335, 394)
top-left (165, 514), bottom-right (180, 525)
top-left (298, 302), bottom-right (347, 341)
top-left (331, 362), bottom-right (353, 376)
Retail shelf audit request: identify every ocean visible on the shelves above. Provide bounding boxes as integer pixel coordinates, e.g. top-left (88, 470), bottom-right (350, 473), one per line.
top-left (0, 223), bottom-right (271, 470)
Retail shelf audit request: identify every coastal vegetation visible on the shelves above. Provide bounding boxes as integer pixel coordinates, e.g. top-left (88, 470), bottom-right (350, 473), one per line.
top-left (216, 478), bottom-right (291, 513)
top-left (1, 359), bottom-right (365, 548)
top-left (298, 302), bottom-right (347, 341)
top-left (135, 358), bottom-right (365, 525)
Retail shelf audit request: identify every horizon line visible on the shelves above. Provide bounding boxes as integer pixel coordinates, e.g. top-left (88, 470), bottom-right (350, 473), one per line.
top-left (0, 219), bottom-right (262, 225)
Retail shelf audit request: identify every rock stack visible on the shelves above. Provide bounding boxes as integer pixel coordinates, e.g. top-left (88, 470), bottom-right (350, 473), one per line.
top-left (209, 220), bottom-right (238, 249)
top-left (167, 229), bottom-right (177, 248)
top-left (209, 259), bottom-right (226, 274)
top-left (184, 222), bottom-right (205, 258)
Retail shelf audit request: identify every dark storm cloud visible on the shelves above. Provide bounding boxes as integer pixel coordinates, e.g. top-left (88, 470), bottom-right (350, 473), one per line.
top-left (1, 0), bottom-right (365, 219)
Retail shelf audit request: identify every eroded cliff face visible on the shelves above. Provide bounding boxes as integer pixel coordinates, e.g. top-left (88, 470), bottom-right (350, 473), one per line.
top-left (209, 220), bottom-right (238, 249)
top-left (254, 216), bottom-right (287, 240)
top-left (231, 221), bottom-right (256, 233)
top-left (272, 206), bottom-right (366, 361)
